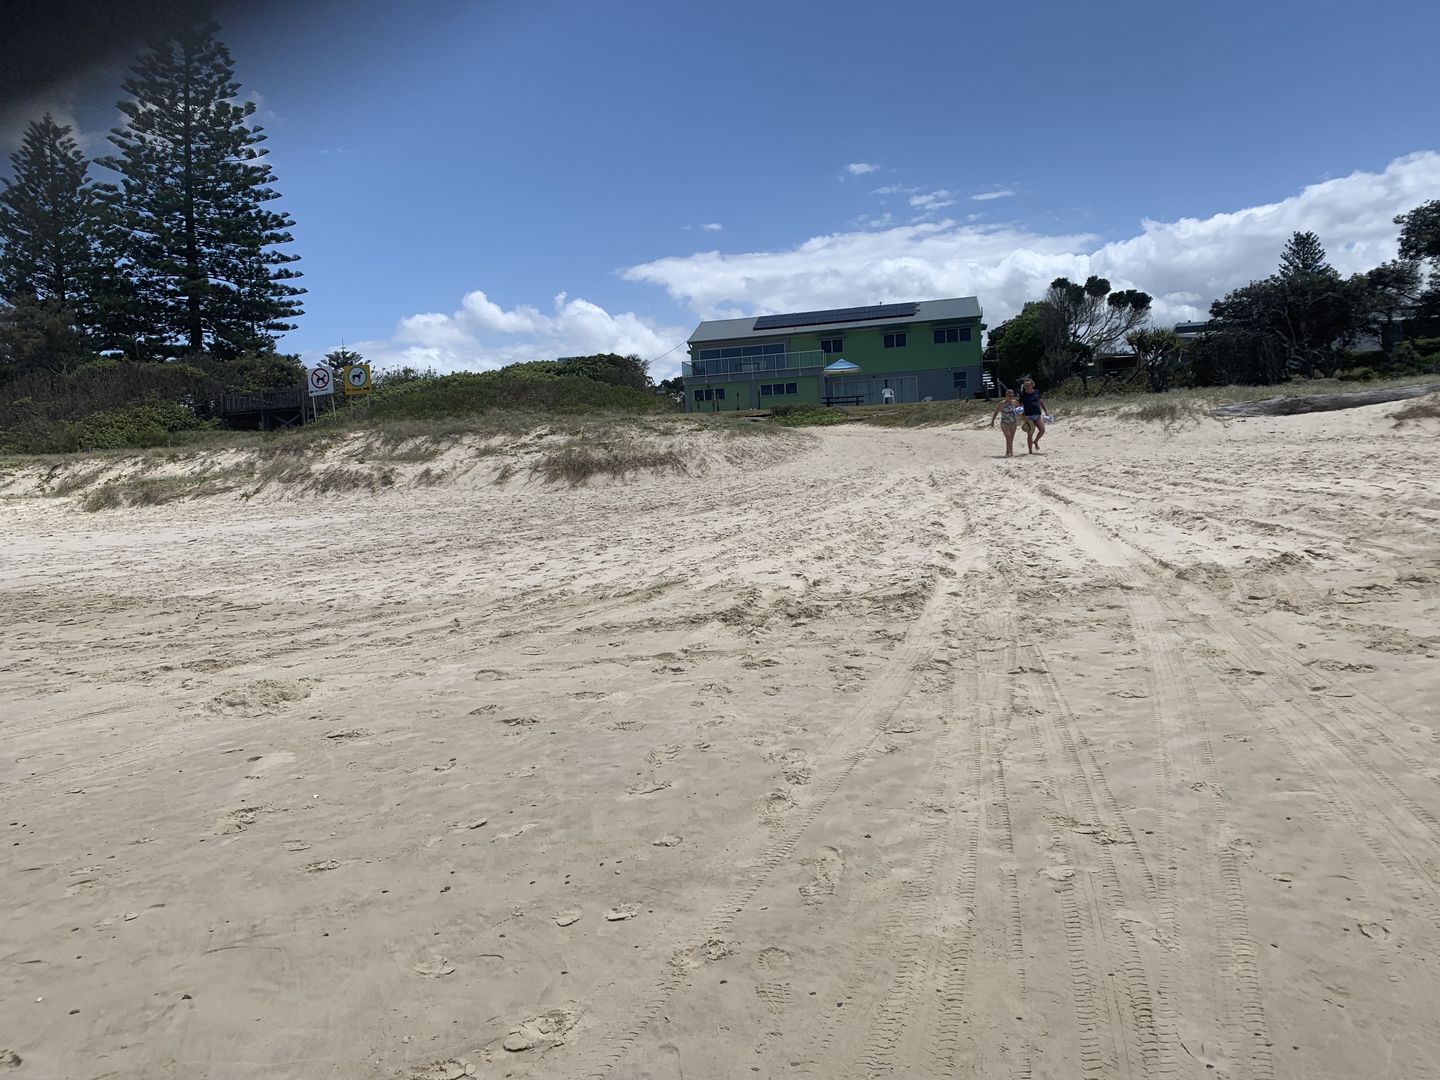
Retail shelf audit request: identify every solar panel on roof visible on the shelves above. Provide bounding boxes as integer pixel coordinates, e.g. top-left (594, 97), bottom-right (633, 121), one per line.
top-left (752, 302), bottom-right (918, 331)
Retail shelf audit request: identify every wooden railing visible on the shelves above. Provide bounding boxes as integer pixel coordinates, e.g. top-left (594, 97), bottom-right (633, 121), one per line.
top-left (220, 388), bottom-right (306, 414)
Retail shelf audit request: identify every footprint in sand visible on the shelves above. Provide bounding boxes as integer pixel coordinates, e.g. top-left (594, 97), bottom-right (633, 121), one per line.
top-left (207, 679), bottom-right (309, 714)
top-left (670, 937), bottom-right (736, 970)
top-left (411, 1059), bottom-right (476, 1079)
top-left (645, 745), bottom-right (684, 767)
top-left (758, 790), bottom-right (797, 822)
top-left (798, 846), bottom-right (845, 905)
top-left (219, 806), bottom-right (262, 835)
top-left (755, 946), bottom-right (791, 970)
top-left (498, 1008), bottom-right (581, 1054)
top-left (755, 981), bottom-right (791, 1013)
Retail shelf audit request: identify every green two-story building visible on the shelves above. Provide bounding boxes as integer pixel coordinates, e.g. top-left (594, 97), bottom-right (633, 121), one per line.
top-left (682, 297), bottom-right (984, 412)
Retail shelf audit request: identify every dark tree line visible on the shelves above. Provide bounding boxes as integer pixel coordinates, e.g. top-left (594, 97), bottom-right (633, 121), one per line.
top-left (1195, 228), bottom-right (1436, 385)
top-left (985, 208), bottom-right (1440, 392)
top-left (0, 21), bottom-right (302, 380)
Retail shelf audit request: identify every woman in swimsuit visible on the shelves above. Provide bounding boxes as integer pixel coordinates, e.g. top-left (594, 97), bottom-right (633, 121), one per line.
top-left (989, 389), bottom-right (1023, 456)
top-left (1019, 378), bottom-right (1048, 453)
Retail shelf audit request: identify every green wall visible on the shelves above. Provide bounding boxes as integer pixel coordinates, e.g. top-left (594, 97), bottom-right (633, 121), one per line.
top-left (787, 319), bottom-right (981, 374)
top-left (688, 376), bottom-right (822, 410)
top-left (685, 315), bottom-right (982, 411)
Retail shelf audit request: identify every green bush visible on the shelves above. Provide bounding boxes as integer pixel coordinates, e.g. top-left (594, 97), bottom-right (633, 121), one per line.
top-left (61, 401), bottom-right (214, 452)
top-left (364, 369), bottom-right (669, 420)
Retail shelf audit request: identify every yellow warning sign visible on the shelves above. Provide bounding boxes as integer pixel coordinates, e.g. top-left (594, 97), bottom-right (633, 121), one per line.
top-left (342, 364), bottom-right (372, 395)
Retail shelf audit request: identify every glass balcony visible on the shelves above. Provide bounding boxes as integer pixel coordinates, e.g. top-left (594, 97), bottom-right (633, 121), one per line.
top-left (682, 349), bottom-right (826, 379)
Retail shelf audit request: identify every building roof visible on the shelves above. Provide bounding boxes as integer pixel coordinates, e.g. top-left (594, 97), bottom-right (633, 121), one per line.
top-left (688, 296), bottom-right (982, 345)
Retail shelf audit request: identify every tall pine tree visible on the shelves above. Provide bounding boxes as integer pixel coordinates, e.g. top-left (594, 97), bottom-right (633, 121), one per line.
top-left (0, 115), bottom-right (103, 374)
top-left (101, 21), bottom-right (302, 359)
top-left (0, 114), bottom-right (102, 310)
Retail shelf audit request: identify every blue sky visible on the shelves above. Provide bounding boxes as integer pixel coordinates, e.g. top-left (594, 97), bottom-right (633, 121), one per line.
top-left (8, 0), bottom-right (1440, 377)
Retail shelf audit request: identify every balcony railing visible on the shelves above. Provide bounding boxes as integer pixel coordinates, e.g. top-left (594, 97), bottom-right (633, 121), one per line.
top-left (682, 349), bottom-right (827, 379)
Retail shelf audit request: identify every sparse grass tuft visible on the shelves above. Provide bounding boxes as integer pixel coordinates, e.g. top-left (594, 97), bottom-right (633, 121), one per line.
top-left (305, 466), bottom-right (397, 494)
top-left (49, 465), bottom-right (112, 496)
top-left (80, 485), bottom-right (124, 512)
top-left (770, 403), bottom-right (849, 427)
top-left (1393, 392), bottom-right (1440, 425)
top-left (854, 399), bottom-right (991, 428)
top-left (80, 472), bottom-right (242, 511)
top-left (256, 460), bottom-right (312, 487)
top-left (1119, 398), bottom-right (1204, 431)
top-left (533, 442), bottom-right (689, 485)
top-left (377, 444), bottom-right (445, 463)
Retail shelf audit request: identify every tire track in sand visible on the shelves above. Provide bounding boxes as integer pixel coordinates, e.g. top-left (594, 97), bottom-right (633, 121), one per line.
top-left (575, 505), bottom-right (970, 1078)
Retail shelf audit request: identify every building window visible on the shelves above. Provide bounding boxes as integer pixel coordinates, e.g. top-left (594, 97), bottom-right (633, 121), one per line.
top-left (693, 388), bottom-right (727, 402)
top-left (953, 371), bottom-right (968, 389)
top-left (784, 382), bottom-right (797, 394)
top-left (820, 338), bottom-right (843, 354)
top-left (933, 326), bottom-right (972, 344)
top-left (760, 383), bottom-right (799, 397)
top-left (884, 332), bottom-right (907, 348)
top-left (693, 389), bottom-right (704, 402)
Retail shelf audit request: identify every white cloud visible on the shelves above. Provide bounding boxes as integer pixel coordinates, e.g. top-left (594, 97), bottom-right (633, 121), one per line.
top-left (909, 189), bottom-right (956, 211)
top-left (846, 162), bottom-right (879, 175)
top-left (871, 184), bottom-right (917, 196)
top-left (852, 211), bottom-right (894, 230)
top-left (346, 290), bottom-right (691, 378)
top-left (972, 189), bottom-right (1016, 201)
top-left (342, 152), bottom-right (1438, 384)
top-left (623, 151), bottom-right (1440, 329)
top-left (700, 222), bottom-right (723, 231)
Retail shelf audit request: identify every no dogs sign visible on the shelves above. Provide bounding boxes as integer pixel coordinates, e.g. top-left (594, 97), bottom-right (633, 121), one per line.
top-left (308, 364), bottom-right (333, 396)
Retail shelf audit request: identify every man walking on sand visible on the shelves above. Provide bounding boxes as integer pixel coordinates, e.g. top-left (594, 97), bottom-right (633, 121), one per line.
top-left (1019, 377), bottom-right (1048, 453)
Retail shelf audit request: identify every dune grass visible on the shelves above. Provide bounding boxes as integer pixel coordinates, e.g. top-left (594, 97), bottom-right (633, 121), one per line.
top-left (532, 441), bottom-right (690, 485)
top-left (1392, 391), bottom-right (1440, 425)
top-left (80, 471), bottom-right (245, 511)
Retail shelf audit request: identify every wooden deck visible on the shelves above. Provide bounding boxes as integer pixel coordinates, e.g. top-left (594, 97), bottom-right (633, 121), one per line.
top-left (219, 388), bottom-right (308, 430)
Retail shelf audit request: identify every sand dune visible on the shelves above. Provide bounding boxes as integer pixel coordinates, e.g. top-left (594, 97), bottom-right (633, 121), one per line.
top-left (2, 403), bottom-right (1437, 1079)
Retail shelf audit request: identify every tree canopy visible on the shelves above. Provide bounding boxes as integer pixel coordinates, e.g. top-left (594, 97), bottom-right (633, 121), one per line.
top-left (100, 20), bottom-right (302, 359)
top-left (0, 115), bottom-right (103, 314)
top-left (1208, 232), bottom-right (1358, 379)
top-left (1395, 201), bottom-right (1440, 265)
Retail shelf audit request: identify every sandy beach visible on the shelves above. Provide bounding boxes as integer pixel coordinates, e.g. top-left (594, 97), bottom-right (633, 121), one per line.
top-left (2, 403), bottom-right (1438, 1080)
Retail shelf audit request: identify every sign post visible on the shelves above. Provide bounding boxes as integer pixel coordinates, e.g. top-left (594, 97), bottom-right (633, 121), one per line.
top-left (307, 364), bottom-right (334, 422)
top-left (342, 364), bottom-right (372, 396)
